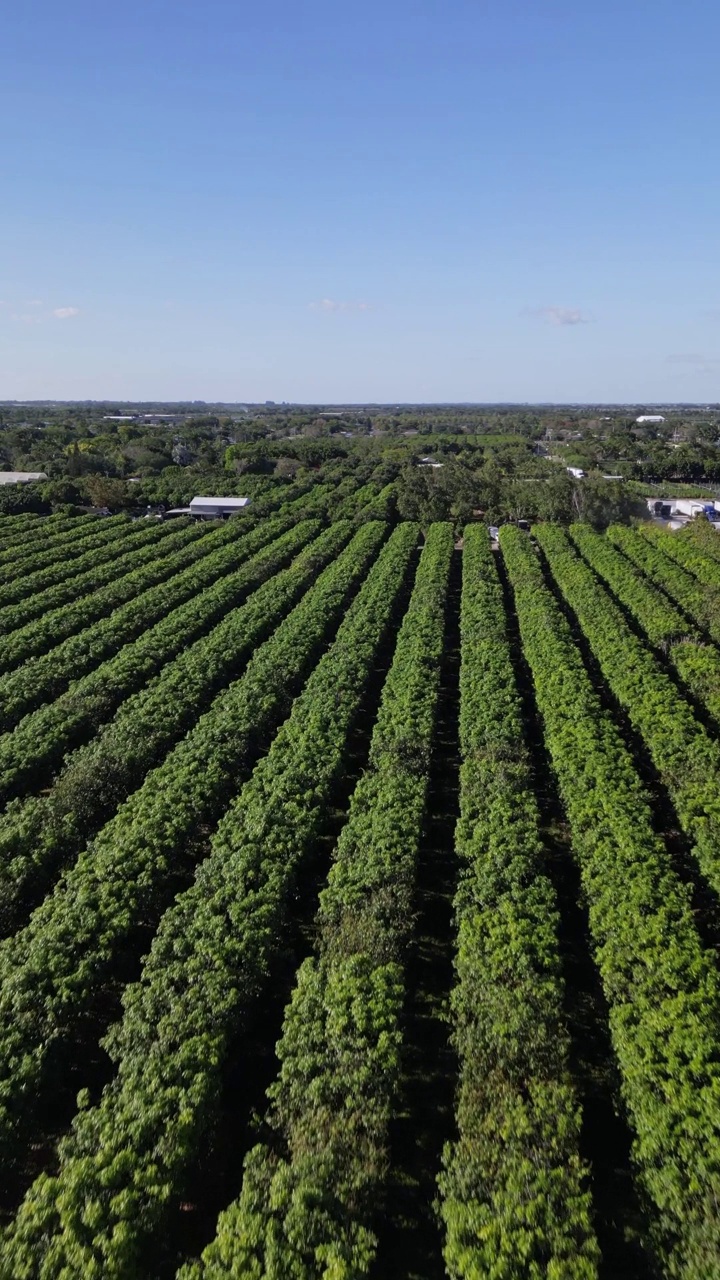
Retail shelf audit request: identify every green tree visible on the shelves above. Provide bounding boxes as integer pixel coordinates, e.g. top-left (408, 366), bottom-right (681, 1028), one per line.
top-left (571, 477), bottom-right (644, 528)
top-left (83, 476), bottom-right (129, 510)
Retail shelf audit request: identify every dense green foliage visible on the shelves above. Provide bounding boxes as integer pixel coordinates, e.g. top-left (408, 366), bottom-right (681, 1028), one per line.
top-left (605, 524), bottom-right (720, 642)
top-left (0, 502), bottom-right (327, 804)
top-left (0, 491), bottom-right (719, 1276)
top-left (0, 514), bottom-right (131, 583)
top-left (0, 522), bottom-right (388, 1164)
top-left (438, 526), bottom-right (598, 1279)
top-left (568, 524), bottom-right (720, 725)
top-left (0, 519), bottom-right (193, 631)
top-left (500, 525), bottom-right (720, 1278)
top-left (641, 523), bottom-right (720, 589)
top-left (0, 524), bottom-right (353, 933)
top-left (0, 520), bottom-right (323, 867)
top-left (0, 521), bottom-right (214, 684)
top-left (0, 513), bottom-right (95, 555)
top-left (534, 523), bottom-right (720, 902)
top-left (0, 523), bottom-right (420, 1278)
top-left (569, 523), bottom-right (693, 646)
top-left (677, 519), bottom-right (720, 565)
top-left (0, 519), bottom-right (348, 931)
top-left (353, 480), bottom-right (398, 524)
top-left (183, 523), bottom-right (451, 1279)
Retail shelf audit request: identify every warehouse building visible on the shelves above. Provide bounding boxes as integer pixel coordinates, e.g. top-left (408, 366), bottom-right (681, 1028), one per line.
top-left (189, 496), bottom-right (250, 518)
top-left (0, 471), bottom-right (48, 484)
top-left (164, 496), bottom-right (251, 520)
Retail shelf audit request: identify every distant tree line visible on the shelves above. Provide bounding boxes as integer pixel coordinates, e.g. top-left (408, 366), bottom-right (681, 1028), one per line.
top-left (0, 401), bottom-right (718, 520)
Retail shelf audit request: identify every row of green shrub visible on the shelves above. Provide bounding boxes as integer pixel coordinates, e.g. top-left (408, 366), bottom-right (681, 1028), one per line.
top-left (569, 524), bottom-right (720, 726)
top-left (606, 525), bottom-right (720, 642)
top-left (0, 512), bottom-right (93, 553)
top-left (0, 521), bottom-right (390, 1168)
top-left (499, 525), bottom-right (720, 1278)
top-left (0, 521), bottom-right (216, 690)
top-left (438, 525), bottom-right (599, 1278)
top-left (0, 512), bottom-right (132, 592)
top-left (0, 524), bottom-right (421, 1278)
top-left (183, 523), bottom-right (451, 1278)
top-left (0, 499), bottom-right (327, 803)
top-left (0, 517), bottom-right (193, 629)
top-left (534, 522), bottom-right (720, 904)
top-left (0, 521), bottom-right (340, 935)
top-left (643, 523), bottom-right (720, 590)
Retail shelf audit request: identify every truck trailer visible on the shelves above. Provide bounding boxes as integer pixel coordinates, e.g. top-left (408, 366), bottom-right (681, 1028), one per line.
top-left (672, 499), bottom-right (720, 521)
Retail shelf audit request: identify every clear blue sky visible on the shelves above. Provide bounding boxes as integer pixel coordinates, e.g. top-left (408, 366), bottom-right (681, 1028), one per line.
top-left (3, 0), bottom-right (719, 402)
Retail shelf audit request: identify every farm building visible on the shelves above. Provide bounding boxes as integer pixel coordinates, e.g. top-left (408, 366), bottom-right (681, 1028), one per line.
top-left (189, 496), bottom-right (251, 519)
top-left (0, 471), bottom-right (48, 485)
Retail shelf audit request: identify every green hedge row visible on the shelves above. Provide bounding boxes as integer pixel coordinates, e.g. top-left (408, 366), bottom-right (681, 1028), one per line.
top-left (0, 523), bottom-right (349, 933)
top-left (570, 524), bottom-right (693, 646)
top-left (0, 517), bottom-right (323, 813)
top-left (0, 469), bottom-right (330, 672)
top-left (641, 524), bottom-right (720, 591)
top-left (605, 524), bottom-right (720, 644)
top-left (0, 521), bottom-right (216, 682)
top-left (0, 512), bottom-right (131, 584)
top-left (500, 525), bottom-right (720, 1279)
top-left (438, 525), bottom-right (599, 1279)
top-left (0, 523), bottom-right (420, 1279)
top-left (569, 524), bottom-right (720, 726)
top-left (0, 515), bottom-right (288, 727)
top-left (676, 520), bottom-right (720, 565)
top-left (0, 518), bottom-right (196, 633)
top-left (534, 523), bottom-right (720, 903)
top-left (184, 522), bottom-right (452, 1280)
top-left (331, 481), bottom-right (378, 518)
top-left (0, 512), bottom-right (96, 559)
top-left (354, 481), bottom-right (398, 524)
top-left (0, 521), bottom-right (388, 1166)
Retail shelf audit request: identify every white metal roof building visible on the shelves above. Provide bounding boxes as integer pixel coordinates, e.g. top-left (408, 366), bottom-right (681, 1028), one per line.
top-left (0, 472), bottom-right (48, 485)
top-left (189, 496), bottom-right (251, 518)
top-left (636, 415), bottom-right (666, 423)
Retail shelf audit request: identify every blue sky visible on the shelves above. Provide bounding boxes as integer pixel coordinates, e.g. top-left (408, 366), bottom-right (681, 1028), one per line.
top-left (3, 0), bottom-right (719, 402)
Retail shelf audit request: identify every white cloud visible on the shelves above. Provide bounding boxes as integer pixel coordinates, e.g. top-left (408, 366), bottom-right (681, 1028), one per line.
top-left (309, 298), bottom-right (372, 313)
top-left (53, 306), bottom-right (80, 319)
top-left (527, 305), bottom-right (590, 326)
top-left (26, 299), bottom-right (43, 307)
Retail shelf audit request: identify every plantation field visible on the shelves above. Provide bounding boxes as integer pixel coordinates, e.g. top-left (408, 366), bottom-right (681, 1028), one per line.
top-left (0, 494), bottom-right (720, 1279)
